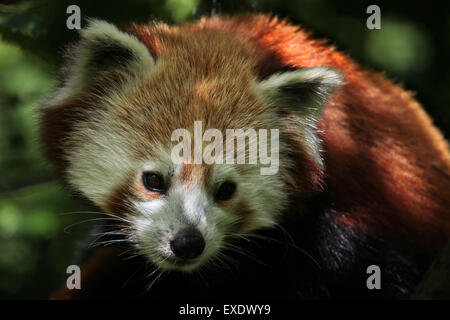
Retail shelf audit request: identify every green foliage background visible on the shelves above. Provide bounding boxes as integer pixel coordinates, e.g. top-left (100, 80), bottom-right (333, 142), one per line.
top-left (0, 0), bottom-right (449, 299)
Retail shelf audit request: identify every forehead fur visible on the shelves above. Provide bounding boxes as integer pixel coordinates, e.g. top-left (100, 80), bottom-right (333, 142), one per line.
top-left (112, 27), bottom-right (277, 146)
top-left (66, 29), bottom-right (281, 180)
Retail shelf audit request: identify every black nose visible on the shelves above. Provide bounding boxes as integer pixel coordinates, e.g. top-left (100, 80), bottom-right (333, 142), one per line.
top-left (170, 227), bottom-right (205, 259)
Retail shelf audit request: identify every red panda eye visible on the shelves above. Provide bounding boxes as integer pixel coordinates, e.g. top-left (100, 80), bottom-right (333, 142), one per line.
top-left (142, 172), bottom-right (165, 193)
top-left (215, 182), bottom-right (237, 202)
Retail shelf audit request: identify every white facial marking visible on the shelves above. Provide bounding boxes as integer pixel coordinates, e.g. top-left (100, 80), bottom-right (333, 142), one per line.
top-left (132, 166), bottom-right (221, 271)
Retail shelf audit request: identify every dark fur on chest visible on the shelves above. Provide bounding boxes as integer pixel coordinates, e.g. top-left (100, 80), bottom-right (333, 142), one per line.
top-left (68, 197), bottom-right (430, 299)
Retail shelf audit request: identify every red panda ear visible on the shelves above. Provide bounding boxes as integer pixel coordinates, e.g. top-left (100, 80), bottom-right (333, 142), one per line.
top-left (38, 20), bottom-right (155, 177)
top-left (78, 19), bottom-right (154, 69)
top-left (50, 19), bottom-right (155, 105)
top-left (257, 67), bottom-right (343, 119)
top-left (257, 67), bottom-right (343, 174)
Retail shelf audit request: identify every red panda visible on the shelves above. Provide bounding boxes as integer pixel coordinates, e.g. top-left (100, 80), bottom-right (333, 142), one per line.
top-left (40, 14), bottom-right (450, 299)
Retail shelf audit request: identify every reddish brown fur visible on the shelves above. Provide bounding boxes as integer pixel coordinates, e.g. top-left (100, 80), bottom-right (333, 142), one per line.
top-left (106, 173), bottom-right (136, 216)
top-left (51, 247), bottom-right (122, 300)
top-left (39, 98), bottom-right (86, 178)
top-left (179, 163), bottom-right (213, 188)
top-left (127, 14), bottom-right (450, 251)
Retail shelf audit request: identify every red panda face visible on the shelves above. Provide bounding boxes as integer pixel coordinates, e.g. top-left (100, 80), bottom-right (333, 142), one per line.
top-left (39, 20), bottom-right (342, 271)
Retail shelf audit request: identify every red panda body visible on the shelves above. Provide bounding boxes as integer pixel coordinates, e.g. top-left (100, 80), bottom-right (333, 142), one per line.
top-left (41, 14), bottom-right (450, 299)
top-left (170, 15), bottom-right (450, 251)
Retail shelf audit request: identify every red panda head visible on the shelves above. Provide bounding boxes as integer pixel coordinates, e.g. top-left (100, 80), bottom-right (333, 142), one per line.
top-left (39, 19), bottom-right (342, 271)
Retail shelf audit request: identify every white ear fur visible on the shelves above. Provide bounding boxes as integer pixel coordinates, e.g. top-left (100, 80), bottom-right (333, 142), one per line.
top-left (257, 67), bottom-right (343, 168)
top-left (78, 19), bottom-right (154, 71)
top-left (47, 19), bottom-right (154, 106)
top-left (257, 67), bottom-right (343, 115)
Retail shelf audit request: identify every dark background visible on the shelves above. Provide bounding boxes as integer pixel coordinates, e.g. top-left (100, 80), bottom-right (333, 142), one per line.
top-left (0, 0), bottom-right (449, 299)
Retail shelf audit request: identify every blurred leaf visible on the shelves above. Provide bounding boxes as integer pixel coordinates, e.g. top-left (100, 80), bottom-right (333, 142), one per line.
top-left (365, 17), bottom-right (433, 76)
top-left (165, 0), bottom-right (199, 22)
top-left (0, 203), bottom-right (21, 236)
